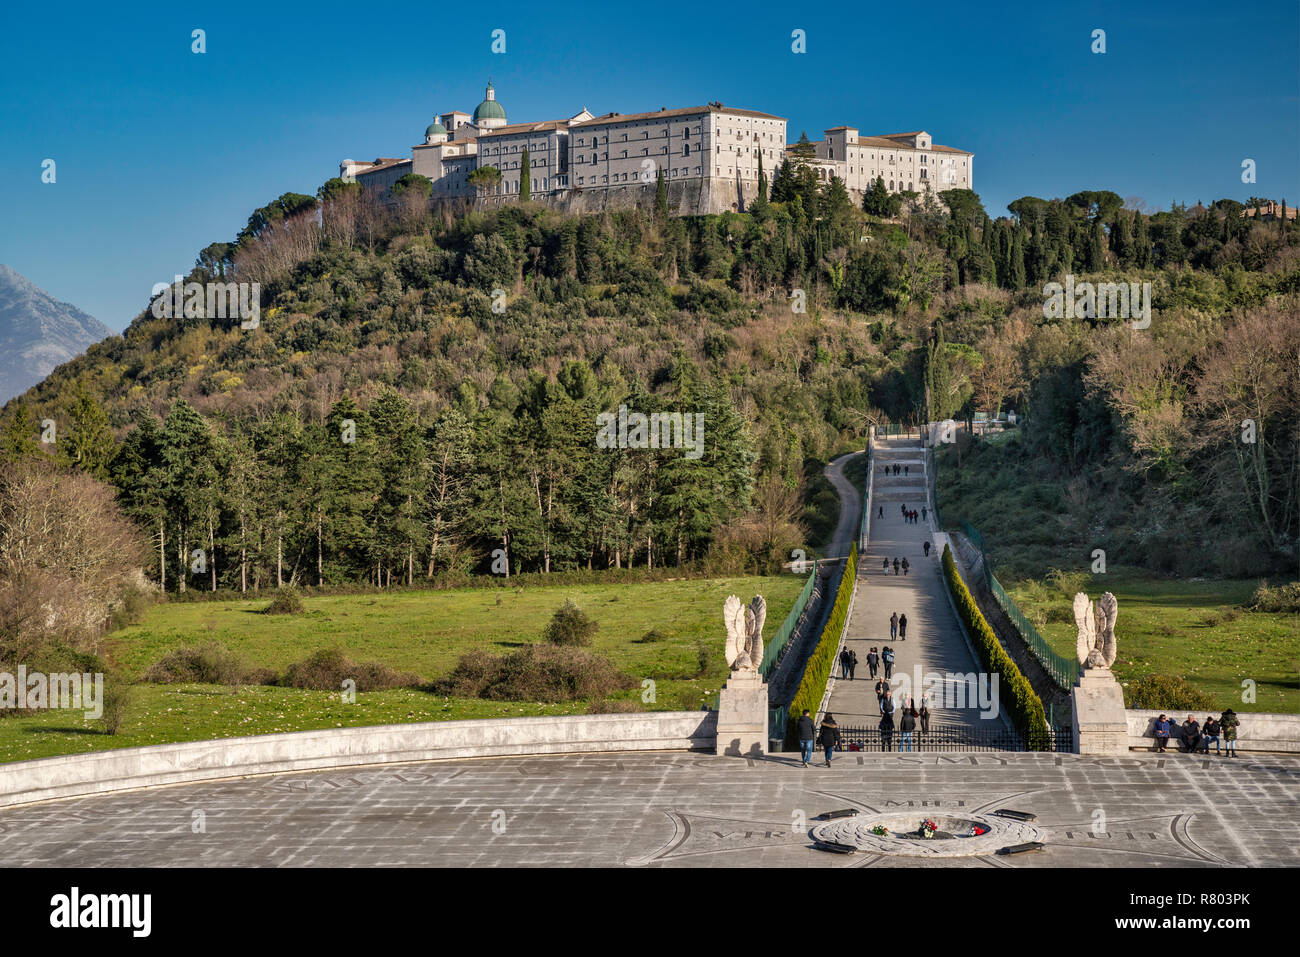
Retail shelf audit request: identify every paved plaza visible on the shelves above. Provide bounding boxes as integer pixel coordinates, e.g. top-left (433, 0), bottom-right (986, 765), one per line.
top-left (1, 751), bottom-right (1296, 867)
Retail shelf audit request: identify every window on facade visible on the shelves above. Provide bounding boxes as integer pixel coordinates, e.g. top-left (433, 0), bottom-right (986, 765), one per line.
top-left (578, 176), bottom-right (584, 185)
top-left (591, 153), bottom-right (597, 164)
top-left (683, 143), bottom-right (690, 156)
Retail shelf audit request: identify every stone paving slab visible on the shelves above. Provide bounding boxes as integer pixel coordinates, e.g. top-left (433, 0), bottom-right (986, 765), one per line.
top-left (0, 751), bottom-right (1295, 867)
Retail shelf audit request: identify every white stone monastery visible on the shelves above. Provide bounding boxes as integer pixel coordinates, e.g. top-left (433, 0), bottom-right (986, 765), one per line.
top-left (341, 82), bottom-right (973, 215)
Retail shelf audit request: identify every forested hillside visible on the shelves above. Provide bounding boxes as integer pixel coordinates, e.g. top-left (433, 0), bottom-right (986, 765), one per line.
top-left (3, 164), bottom-right (1297, 602)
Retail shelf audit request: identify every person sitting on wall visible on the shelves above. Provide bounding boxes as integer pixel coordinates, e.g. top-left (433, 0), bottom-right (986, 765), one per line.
top-left (1181, 714), bottom-right (1201, 754)
top-left (1152, 713), bottom-right (1173, 753)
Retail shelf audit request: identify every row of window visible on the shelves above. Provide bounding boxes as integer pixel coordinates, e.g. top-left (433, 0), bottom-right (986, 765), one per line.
top-left (575, 167), bottom-right (704, 185)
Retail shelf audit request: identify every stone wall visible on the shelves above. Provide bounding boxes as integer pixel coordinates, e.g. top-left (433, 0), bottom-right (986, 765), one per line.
top-left (0, 712), bottom-right (718, 809)
top-left (474, 177), bottom-right (758, 216)
top-left (1127, 709), bottom-right (1300, 753)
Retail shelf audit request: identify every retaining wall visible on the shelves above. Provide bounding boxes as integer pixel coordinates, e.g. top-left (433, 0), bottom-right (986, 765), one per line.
top-left (1127, 709), bottom-right (1300, 753)
top-left (0, 711), bottom-right (717, 809)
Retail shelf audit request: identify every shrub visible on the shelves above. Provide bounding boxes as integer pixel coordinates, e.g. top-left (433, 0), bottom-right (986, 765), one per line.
top-left (634, 629), bottom-right (668, 643)
top-left (1045, 567), bottom-right (1089, 597)
top-left (97, 677), bottom-right (133, 735)
top-left (280, 648), bottom-right (419, 691)
top-left (431, 644), bottom-right (634, 702)
top-left (1123, 674), bottom-right (1216, 711)
top-left (143, 642), bottom-right (249, 685)
top-left (941, 546), bottom-right (1050, 748)
top-left (1247, 581), bottom-right (1300, 614)
top-left (263, 587), bottom-right (305, 615)
top-left (785, 543), bottom-right (858, 746)
top-left (543, 600), bottom-right (598, 646)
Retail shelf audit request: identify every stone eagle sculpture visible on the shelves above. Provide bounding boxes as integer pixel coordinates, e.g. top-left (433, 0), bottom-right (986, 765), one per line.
top-left (724, 595), bottom-right (766, 673)
top-left (1073, 591), bottom-right (1118, 669)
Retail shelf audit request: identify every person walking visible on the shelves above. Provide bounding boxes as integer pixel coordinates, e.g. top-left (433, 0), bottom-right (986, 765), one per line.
top-left (1199, 716), bottom-right (1221, 755)
top-left (901, 557), bottom-right (910, 576)
top-left (921, 506), bottom-right (927, 522)
top-left (878, 707), bottom-right (899, 748)
top-left (923, 541), bottom-right (931, 558)
top-left (819, 713), bottom-right (842, 767)
top-left (846, 649), bottom-right (858, 681)
top-left (883, 557), bottom-right (890, 575)
top-left (898, 699), bottom-right (917, 752)
top-left (875, 677), bottom-right (888, 713)
top-left (878, 505), bottom-right (883, 519)
top-left (904, 465), bottom-right (909, 477)
top-left (893, 557), bottom-right (900, 575)
top-left (1181, 715), bottom-right (1201, 754)
top-left (796, 709), bottom-right (816, 767)
top-left (1221, 708), bottom-right (1240, 758)
top-left (882, 645), bottom-right (895, 680)
top-left (889, 611), bottom-right (899, 639)
top-left (866, 647), bottom-right (879, 679)
top-left (838, 648), bottom-right (850, 680)
top-left (919, 700), bottom-right (931, 735)
top-left (1152, 713), bottom-right (1173, 752)
top-left (898, 613), bottom-right (908, 640)
top-left (878, 697), bottom-right (895, 751)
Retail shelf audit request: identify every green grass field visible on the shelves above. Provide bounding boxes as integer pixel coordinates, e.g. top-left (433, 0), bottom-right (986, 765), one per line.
top-left (0, 575), bottom-right (807, 763)
top-left (1002, 567), bottom-right (1299, 713)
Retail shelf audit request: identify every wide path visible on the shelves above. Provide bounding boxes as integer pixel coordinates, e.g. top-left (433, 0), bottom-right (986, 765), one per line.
top-left (822, 438), bottom-right (1009, 734)
top-left (0, 750), bottom-right (1292, 867)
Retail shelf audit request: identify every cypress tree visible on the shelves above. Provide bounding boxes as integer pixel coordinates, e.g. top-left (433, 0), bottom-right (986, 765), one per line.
top-left (519, 149), bottom-right (531, 202)
top-left (654, 170), bottom-right (668, 218)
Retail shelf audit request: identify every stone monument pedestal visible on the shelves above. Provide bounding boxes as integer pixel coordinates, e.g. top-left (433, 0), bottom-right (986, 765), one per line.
top-left (1072, 668), bottom-right (1129, 755)
top-left (716, 671), bottom-right (768, 757)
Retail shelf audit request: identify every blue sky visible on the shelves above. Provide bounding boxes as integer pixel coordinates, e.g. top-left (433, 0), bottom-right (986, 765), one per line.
top-left (1, 0), bottom-right (1297, 332)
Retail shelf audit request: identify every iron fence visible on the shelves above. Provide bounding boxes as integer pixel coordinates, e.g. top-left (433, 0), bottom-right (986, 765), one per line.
top-left (988, 572), bottom-right (1080, 691)
top-left (829, 723), bottom-right (1072, 753)
top-left (760, 564), bottom-right (817, 678)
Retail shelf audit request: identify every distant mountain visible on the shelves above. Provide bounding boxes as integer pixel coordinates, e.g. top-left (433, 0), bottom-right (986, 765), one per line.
top-left (0, 265), bottom-right (112, 402)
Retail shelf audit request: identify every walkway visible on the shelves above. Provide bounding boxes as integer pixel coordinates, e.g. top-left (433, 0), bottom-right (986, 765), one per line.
top-left (822, 438), bottom-right (1009, 735)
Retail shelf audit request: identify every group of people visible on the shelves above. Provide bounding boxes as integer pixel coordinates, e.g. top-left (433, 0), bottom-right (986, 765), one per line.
top-left (840, 646), bottom-right (893, 680)
top-left (882, 464), bottom-right (911, 477)
top-left (796, 697), bottom-right (935, 765)
top-left (900, 504), bottom-right (923, 524)
top-left (888, 612), bottom-right (907, 640)
top-left (1152, 710), bottom-right (1241, 756)
top-left (882, 556), bottom-right (911, 575)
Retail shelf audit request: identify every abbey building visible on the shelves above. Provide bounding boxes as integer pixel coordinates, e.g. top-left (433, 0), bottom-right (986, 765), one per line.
top-left (340, 83), bottom-right (973, 215)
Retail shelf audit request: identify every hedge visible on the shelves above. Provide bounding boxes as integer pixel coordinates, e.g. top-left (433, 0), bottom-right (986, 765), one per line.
top-left (785, 543), bottom-right (858, 746)
top-left (941, 544), bottom-right (1051, 749)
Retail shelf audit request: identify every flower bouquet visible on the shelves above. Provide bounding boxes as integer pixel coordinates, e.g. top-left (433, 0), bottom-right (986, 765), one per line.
top-left (918, 818), bottom-right (937, 839)
top-left (967, 824), bottom-right (987, 837)
top-left (870, 825), bottom-right (889, 836)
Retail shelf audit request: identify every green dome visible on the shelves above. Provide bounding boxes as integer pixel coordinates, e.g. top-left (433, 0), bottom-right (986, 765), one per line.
top-left (473, 82), bottom-right (506, 123)
top-left (473, 99), bottom-right (506, 122)
top-left (425, 120), bottom-right (447, 136)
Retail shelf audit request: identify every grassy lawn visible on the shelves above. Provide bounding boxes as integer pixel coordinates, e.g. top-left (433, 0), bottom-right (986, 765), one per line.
top-left (1002, 567), bottom-right (1299, 714)
top-left (0, 575), bottom-right (806, 763)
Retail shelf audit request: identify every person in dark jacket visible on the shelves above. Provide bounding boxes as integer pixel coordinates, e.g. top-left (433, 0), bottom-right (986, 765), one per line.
top-left (1221, 709), bottom-right (1240, 757)
top-left (796, 709), bottom-right (816, 767)
top-left (1181, 715), bottom-right (1201, 754)
top-left (819, 714), bottom-right (841, 766)
top-left (846, 649), bottom-right (858, 680)
top-left (878, 505), bottom-right (883, 519)
top-left (882, 645), bottom-right (895, 679)
top-left (893, 557), bottom-right (900, 575)
top-left (866, 647), bottom-right (880, 678)
top-left (1199, 716), bottom-right (1221, 754)
top-left (919, 700), bottom-right (931, 735)
top-left (1152, 714), bottom-right (1173, 752)
top-left (838, 648), bottom-right (850, 679)
top-left (901, 557), bottom-right (910, 576)
top-left (898, 699), bottom-right (917, 751)
top-left (875, 677), bottom-right (888, 713)
top-left (878, 708), bottom-right (895, 751)
top-left (922, 506), bottom-right (927, 522)
top-left (882, 557), bottom-right (890, 575)
top-left (889, 612), bottom-right (899, 639)
top-left (923, 541), bottom-right (931, 557)
top-left (898, 613), bottom-right (908, 639)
